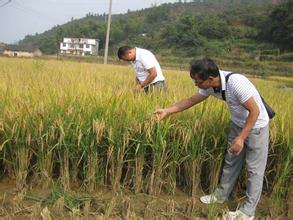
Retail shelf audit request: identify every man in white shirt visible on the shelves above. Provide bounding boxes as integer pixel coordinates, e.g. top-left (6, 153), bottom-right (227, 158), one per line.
top-left (118, 46), bottom-right (166, 93)
top-left (155, 58), bottom-right (270, 220)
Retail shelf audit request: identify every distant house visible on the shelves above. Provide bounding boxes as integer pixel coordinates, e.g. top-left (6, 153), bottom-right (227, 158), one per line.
top-left (60, 37), bottom-right (99, 56)
top-left (3, 45), bottom-right (42, 57)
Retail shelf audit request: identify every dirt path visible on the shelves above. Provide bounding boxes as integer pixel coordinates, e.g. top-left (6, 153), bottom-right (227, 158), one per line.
top-left (0, 178), bottom-right (288, 219)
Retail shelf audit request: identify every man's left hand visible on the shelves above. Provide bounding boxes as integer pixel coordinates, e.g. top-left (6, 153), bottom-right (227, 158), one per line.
top-left (229, 136), bottom-right (244, 155)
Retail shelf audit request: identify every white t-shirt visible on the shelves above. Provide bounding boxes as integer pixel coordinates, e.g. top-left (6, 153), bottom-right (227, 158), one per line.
top-left (130, 47), bottom-right (165, 84)
top-left (198, 70), bottom-right (269, 128)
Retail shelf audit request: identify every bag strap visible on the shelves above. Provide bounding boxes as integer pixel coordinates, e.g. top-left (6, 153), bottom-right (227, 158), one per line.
top-left (223, 72), bottom-right (275, 119)
top-left (222, 72), bottom-right (235, 101)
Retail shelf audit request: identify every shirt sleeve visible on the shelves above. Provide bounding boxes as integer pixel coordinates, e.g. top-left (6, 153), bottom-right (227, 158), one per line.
top-left (198, 88), bottom-right (209, 97)
top-left (140, 51), bottom-right (156, 70)
top-left (229, 75), bottom-right (255, 104)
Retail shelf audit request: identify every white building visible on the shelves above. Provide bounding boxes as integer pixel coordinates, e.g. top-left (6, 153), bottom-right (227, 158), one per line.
top-left (60, 37), bottom-right (99, 56)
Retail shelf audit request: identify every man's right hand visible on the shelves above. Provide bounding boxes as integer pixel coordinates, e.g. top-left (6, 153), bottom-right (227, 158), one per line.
top-left (131, 84), bottom-right (142, 93)
top-left (154, 108), bottom-right (168, 120)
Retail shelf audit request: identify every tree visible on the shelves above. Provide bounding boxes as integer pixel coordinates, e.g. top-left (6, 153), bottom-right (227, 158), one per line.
top-left (198, 15), bottom-right (231, 39)
top-left (258, 0), bottom-right (293, 50)
top-left (162, 15), bottom-right (204, 56)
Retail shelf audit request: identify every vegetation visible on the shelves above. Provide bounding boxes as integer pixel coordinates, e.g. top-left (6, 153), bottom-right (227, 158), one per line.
top-left (2, 0), bottom-right (292, 218)
top-left (0, 57), bottom-right (291, 218)
top-left (18, 0), bottom-right (292, 65)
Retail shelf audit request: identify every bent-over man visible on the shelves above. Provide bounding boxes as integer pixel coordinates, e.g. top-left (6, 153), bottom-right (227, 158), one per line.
top-left (118, 46), bottom-right (166, 93)
top-left (155, 58), bottom-right (270, 220)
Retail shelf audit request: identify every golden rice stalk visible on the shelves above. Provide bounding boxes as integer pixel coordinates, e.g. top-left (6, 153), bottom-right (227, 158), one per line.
top-left (40, 206), bottom-right (52, 220)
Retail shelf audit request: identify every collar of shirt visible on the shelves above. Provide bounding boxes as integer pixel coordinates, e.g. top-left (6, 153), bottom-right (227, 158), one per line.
top-left (213, 70), bottom-right (226, 93)
top-left (219, 70), bottom-right (226, 91)
top-left (134, 47), bottom-right (140, 62)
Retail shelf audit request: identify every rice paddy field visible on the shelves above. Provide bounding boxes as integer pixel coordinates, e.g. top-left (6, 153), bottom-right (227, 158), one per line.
top-left (0, 56), bottom-right (292, 219)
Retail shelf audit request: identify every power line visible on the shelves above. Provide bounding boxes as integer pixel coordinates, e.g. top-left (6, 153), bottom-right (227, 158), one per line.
top-left (0, 0), bottom-right (11, 8)
top-left (11, 0), bottom-right (59, 23)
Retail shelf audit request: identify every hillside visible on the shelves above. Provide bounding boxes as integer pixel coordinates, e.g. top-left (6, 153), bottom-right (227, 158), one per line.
top-left (18, 0), bottom-right (292, 58)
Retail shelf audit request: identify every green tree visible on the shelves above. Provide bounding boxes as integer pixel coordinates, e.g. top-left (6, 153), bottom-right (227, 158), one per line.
top-left (258, 0), bottom-right (293, 50)
top-left (40, 37), bottom-right (58, 54)
top-left (198, 15), bottom-right (231, 39)
top-left (162, 15), bottom-right (204, 56)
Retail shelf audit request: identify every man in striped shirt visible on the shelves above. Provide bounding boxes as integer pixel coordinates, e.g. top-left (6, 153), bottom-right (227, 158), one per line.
top-left (155, 58), bottom-right (270, 220)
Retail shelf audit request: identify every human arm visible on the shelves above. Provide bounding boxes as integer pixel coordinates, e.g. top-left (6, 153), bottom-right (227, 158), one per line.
top-left (133, 67), bottom-right (157, 91)
top-left (131, 78), bottom-right (142, 92)
top-left (135, 77), bottom-right (140, 85)
top-left (139, 67), bottom-right (157, 88)
top-left (229, 97), bottom-right (260, 155)
top-left (154, 93), bottom-right (208, 120)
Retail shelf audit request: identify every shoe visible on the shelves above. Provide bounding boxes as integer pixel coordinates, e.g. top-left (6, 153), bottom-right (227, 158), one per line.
top-left (222, 210), bottom-right (254, 220)
top-left (199, 194), bottom-right (224, 204)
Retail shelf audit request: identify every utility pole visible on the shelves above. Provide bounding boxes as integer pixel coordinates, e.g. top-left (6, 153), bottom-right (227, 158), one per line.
top-left (104, 0), bottom-right (112, 64)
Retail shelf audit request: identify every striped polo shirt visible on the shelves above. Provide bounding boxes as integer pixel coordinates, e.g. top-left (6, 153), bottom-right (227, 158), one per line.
top-left (199, 70), bottom-right (269, 128)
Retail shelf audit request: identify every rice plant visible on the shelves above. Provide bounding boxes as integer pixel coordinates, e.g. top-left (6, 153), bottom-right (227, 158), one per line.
top-left (0, 57), bottom-right (291, 218)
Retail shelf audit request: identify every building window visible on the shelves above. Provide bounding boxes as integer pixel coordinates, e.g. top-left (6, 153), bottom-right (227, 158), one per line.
top-left (86, 44), bottom-right (90, 48)
top-left (79, 44), bottom-right (83, 48)
top-left (63, 43), bottom-right (66, 47)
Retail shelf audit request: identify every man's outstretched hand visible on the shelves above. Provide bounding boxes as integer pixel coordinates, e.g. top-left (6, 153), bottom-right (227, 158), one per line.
top-left (154, 108), bottom-right (168, 120)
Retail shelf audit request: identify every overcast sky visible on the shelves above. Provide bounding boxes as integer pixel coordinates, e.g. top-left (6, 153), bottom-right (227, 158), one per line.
top-left (0, 0), bottom-right (178, 44)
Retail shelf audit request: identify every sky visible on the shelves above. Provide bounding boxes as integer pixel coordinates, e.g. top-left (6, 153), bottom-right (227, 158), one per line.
top-left (0, 0), bottom-right (178, 44)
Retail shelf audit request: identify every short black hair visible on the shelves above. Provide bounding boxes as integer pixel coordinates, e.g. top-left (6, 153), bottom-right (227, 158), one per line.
top-left (117, 46), bottom-right (133, 59)
top-left (190, 58), bottom-right (220, 80)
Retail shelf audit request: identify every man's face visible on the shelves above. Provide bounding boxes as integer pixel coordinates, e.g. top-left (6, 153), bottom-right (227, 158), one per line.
top-left (191, 74), bottom-right (211, 89)
top-left (121, 50), bottom-right (135, 62)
